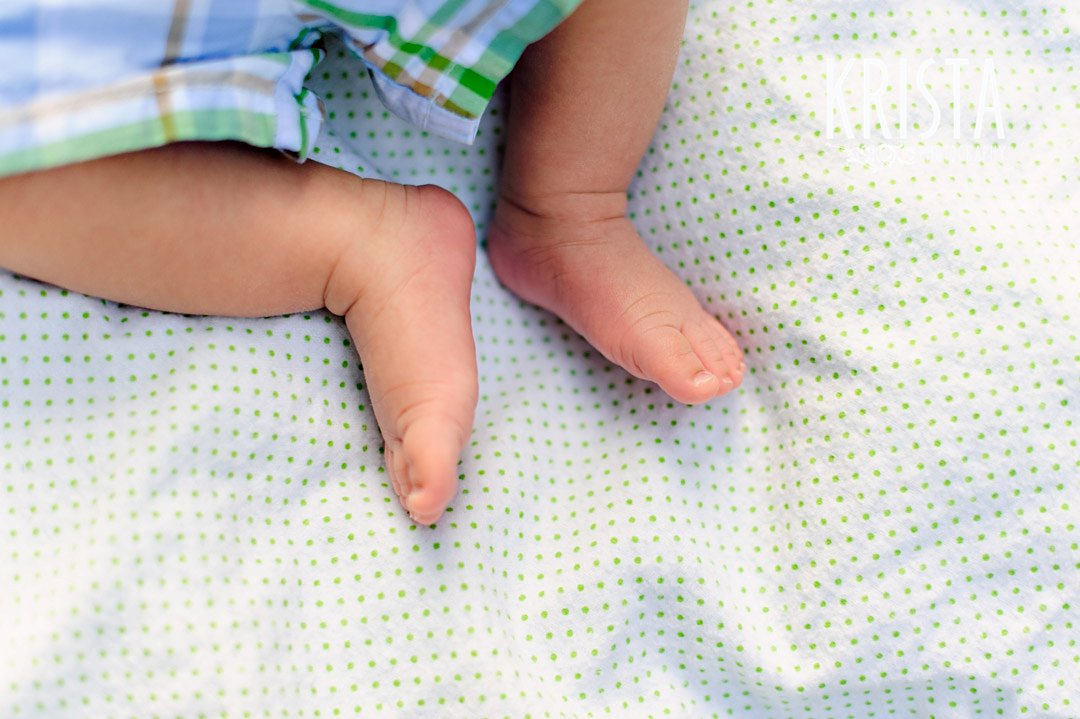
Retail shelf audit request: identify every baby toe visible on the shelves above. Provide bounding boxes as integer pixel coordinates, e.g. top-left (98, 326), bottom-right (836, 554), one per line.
top-left (373, 377), bottom-right (475, 525)
top-left (397, 414), bottom-right (468, 525)
top-left (625, 321), bottom-right (730, 404)
top-left (685, 319), bottom-right (741, 390)
top-left (688, 318), bottom-right (744, 388)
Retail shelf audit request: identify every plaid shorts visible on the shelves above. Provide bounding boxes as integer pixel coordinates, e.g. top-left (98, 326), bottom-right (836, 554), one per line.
top-left (0, 0), bottom-right (581, 178)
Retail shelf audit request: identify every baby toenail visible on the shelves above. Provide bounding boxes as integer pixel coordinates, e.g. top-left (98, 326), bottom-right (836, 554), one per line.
top-left (738, 361), bottom-right (747, 374)
top-left (720, 375), bottom-right (734, 386)
top-left (693, 371), bottom-right (718, 386)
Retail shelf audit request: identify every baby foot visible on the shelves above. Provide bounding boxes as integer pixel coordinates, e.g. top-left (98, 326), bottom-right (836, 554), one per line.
top-left (324, 182), bottom-right (478, 525)
top-left (487, 192), bottom-right (744, 404)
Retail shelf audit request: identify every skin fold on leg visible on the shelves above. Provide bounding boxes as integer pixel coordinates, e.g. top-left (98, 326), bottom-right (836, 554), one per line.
top-left (489, 0), bottom-right (746, 405)
top-left (0, 142), bottom-right (478, 525)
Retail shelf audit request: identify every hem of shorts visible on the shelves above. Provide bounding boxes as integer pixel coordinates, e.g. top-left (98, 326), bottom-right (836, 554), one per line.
top-left (0, 108), bottom-right (309, 180)
top-left (364, 62), bottom-right (482, 145)
top-left (0, 50), bottom-right (323, 180)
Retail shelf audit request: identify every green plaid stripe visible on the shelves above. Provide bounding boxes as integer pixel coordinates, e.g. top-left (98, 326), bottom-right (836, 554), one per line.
top-left (299, 0), bottom-right (582, 119)
top-left (0, 108), bottom-right (279, 179)
top-left (450, 0), bottom-right (581, 115)
top-left (0, 51), bottom-right (318, 178)
top-left (379, 0), bottom-right (471, 78)
top-left (0, 1), bottom-right (580, 178)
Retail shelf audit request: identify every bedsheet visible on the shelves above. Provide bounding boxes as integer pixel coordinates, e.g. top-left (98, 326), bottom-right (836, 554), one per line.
top-left (1, 2), bottom-right (1077, 717)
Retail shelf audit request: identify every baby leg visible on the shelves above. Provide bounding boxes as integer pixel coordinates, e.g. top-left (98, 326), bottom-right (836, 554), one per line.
top-left (0, 142), bottom-right (477, 524)
top-left (489, 0), bottom-right (745, 404)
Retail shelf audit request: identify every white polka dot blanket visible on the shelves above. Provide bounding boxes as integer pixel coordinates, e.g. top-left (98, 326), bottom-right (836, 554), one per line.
top-left (1, 3), bottom-right (1076, 717)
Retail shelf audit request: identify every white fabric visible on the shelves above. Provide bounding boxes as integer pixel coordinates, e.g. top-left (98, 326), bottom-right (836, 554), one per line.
top-left (0, 3), bottom-right (1076, 717)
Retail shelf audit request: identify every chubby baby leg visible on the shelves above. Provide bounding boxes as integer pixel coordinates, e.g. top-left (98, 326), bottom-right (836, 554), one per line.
top-left (490, 0), bottom-right (745, 404)
top-left (0, 142), bottom-right (477, 524)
